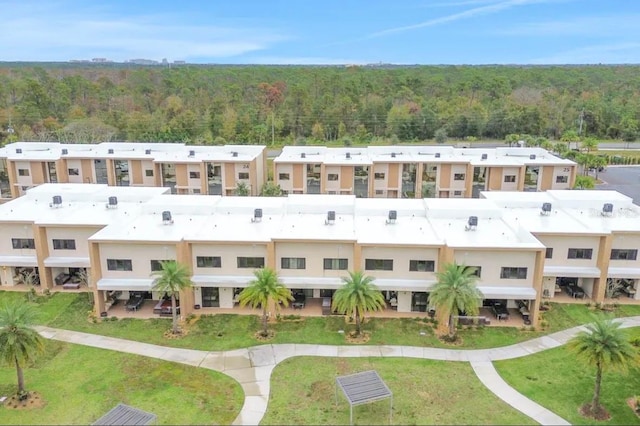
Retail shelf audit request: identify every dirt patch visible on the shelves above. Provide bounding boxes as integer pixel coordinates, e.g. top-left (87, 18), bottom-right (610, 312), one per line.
top-left (437, 334), bottom-right (464, 346)
top-left (345, 331), bottom-right (370, 344)
top-left (255, 330), bottom-right (275, 341)
top-left (626, 398), bottom-right (640, 418)
top-left (3, 391), bottom-right (46, 410)
top-left (579, 403), bottom-right (611, 421)
top-left (336, 359), bottom-right (350, 375)
top-left (308, 381), bottom-right (332, 401)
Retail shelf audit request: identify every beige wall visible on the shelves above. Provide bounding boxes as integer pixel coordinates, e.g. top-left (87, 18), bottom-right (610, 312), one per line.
top-left (99, 243), bottom-right (177, 279)
top-left (14, 160), bottom-right (34, 188)
top-left (276, 163), bottom-right (294, 192)
top-left (274, 242), bottom-right (354, 278)
top-left (46, 226), bottom-right (100, 259)
top-left (66, 159), bottom-right (84, 184)
top-left (540, 166), bottom-right (554, 191)
top-left (325, 165), bottom-right (340, 192)
top-left (340, 166), bottom-right (354, 193)
top-left (609, 233), bottom-right (640, 269)
top-left (453, 249), bottom-right (537, 287)
top-left (191, 243), bottom-right (267, 275)
top-left (501, 167), bottom-right (520, 191)
top-left (361, 246), bottom-right (439, 280)
top-left (552, 165), bottom-right (572, 190)
top-left (536, 234), bottom-right (600, 268)
top-left (0, 223), bottom-right (35, 253)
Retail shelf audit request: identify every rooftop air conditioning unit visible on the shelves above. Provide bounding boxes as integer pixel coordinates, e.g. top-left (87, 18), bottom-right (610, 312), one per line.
top-left (145, 149), bottom-right (152, 155)
top-left (61, 148), bottom-right (68, 155)
top-left (232, 151), bottom-right (238, 157)
top-left (530, 154), bottom-right (536, 160)
top-left (106, 196), bottom-right (118, 209)
top-left (15, 148), bottom-right (22, 154)
top-left (162, 210), bottom-right (174, 225)
top-left (108, 149), bottom-right (114, 154)
top-left (540, 202), bottom-right (552, 216)
top-left (189, 150), bottom-right (195, 157)
top-left (325, 210), bottom-right (336, 225)
top-left (301, 153), bottom-right (306, 159)
top-left (435, 153), bottom-right (441, 158)
top-left (346, 152), bottom-right (351, 159)
top-left (481, 153), bottom-right (488, 160)
top-left (602, 203), bottom-right (614, 217)
top-left (49, 195), bottom-right (63, 208)
top-left (391, 152), bottom-right (396, 158)
top-left (251, 208), bottom-right (263, 223)
top-left (386, 210), bottom-right (397, 224)
top-left (465, 215), bottom-right (478, 231)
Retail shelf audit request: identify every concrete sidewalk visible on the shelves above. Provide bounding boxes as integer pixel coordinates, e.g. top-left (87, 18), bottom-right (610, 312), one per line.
top-left (34, 315), bottom-right (640, 425)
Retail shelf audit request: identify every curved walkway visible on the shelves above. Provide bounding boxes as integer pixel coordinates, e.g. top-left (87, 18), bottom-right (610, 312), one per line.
top-left (35, 316), bottom-right (640, 426)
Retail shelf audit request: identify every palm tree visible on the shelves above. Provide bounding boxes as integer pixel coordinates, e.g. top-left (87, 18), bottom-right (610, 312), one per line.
top-left (332, 271), bottom-right (386, 337)
top-left (151, 260), bottom-right (193, 335)
top-left (567, 317), bottom-right (637, 417)
top-left (574, 175), bottom-right (595, 190)
top-left (0, 301), bottom-right (45, 396)
top-left (238, 268), bottom-right (293, 337)
top-left (428, 262), bottom-right (483, 339)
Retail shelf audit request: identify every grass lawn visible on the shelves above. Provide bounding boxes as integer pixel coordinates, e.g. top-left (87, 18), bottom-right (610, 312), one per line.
top-left (494, 327), bottom-right (640, 425)
top-left (0, 340), bottom-right (243, 425)
top-left (262, 356), bottom-right (536, 425)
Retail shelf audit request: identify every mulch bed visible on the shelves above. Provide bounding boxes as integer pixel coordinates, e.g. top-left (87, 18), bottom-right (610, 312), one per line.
top-left (3, 391), bottom-right (46, 410)
top-left (437, 334), bottom-right (464, 346)
top-left (345, 331), bottom-right (370, 344)
top-left (579, 403), bottom-right (611, 421)
top-left (255, 330), bottom-right (275, 341)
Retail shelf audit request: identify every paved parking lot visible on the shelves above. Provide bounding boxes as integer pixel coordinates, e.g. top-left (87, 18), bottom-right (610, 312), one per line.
top-left (595, 166), bottom-right (640, 203)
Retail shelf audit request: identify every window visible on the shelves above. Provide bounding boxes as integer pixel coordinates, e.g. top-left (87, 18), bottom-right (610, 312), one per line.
top-left (189, 171), bottom-right (200, 179)
top-left (500, 267), bottom-right (528, 279)
top-left (107, 259), bottom-right (132, 271)
top-left (278, 173), bottom-right (290, 181)
top-left (409, 260), bottom-right (435, 272)
top-left (11, 238), bottom-right (35, 249)
top-left (18, 169), bottom-right (29, 177)
top-left (281, 257), bottom-right (306, 269)
top-left (323, 258), bottom-right (348, 270)
top-left (196, 256), bottom-right (221, 268)
top-left (453, 190), bottom-right (463, 196)
top-left (453, 173), bottom-right (465, 181)
top-left (328, 173), bottom-right (339, 181)
top-left (68, 168), bottom-right (80, 176)
top-left (237, 257), bottom-right (265, 268)
top-left (375, 190), bottom-right (384, 195)
top-left (504, 175), bottom-right (516, 183)
top-left (556, 176), bottom-right (568, 183)
top-left (238, 172), bottom-right (249, 180)
top-left (365, 259), bottom-right (393, 271)
top-left (52, 239), bottom-right (76, 250)
top-left (145, 169), bottom-right (154, 177)
top-left (150, 260), bottom-right (171, 271)
top-left (545, 247), bottom-right (553, 259)
top-left (610, 249), bottom-right (638, 260)
top-left (468, 266), bottom-right (481, 277)
top-left (568, 248), bottom-right (593, 259)
top-left (374, 172), bottom-right (385, 180)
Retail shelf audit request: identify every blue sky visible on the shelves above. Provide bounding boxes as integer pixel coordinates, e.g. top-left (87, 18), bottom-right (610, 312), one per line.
top-left (1, 0), bottom-right (639, 64)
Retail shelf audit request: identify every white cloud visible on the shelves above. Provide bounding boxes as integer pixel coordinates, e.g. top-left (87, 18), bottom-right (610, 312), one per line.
top-left (0, 1), bottom-right (288, 62)
top-left (498, 14), bottom-right (640, 37)
top-left (367, 0), bottom-right (570, 38)
top-left (530, 43), bottom-right (640, 64)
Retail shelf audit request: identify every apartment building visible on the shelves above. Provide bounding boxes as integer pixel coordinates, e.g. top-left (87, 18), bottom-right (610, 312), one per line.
top-left (2, 184), bottom-right (637, 328)
top-left (274, 146), bottom-right (577, 198)
top-left (0, 141), bottom-right (267, 199)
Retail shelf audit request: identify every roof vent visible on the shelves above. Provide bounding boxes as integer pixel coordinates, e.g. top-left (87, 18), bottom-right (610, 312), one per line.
top-left (391, 152), bottom-right (396, 158)
top-left (251, 208), bottom-right (263, 223)
top-left (49, 195), bottom-right (63, 208)
top-left (61, 148), bottom-right (68, 155)
top-left (189, 150), bottom-right (195, 157)
top-left (465, 216), bottom-right (478, 231)
top-left (435, 152), bottom-right (441, 158)
top-left (386, 210), bottom-right (397, 224)
top-left (232, 151), bottom-right (238, 157)
top-left (106, 196), bottom-right (118, 209)
top-left (481, 153), bottom-right (488, 160)
top-left (162, 210), bottom-right (174, 225)
top-left (145, 149), bottom-right (152, 155)
top-left (530, 154), bottom-right (537, 160)
top-left (15, 148), bottom-right (22, 154)
top-left (325, 210), bottom-right (336, 225)
top-left (540, 202), bottom-right (552, 216)
top-left (301, 153), bottom-right (306, 159)
top-left (108, 148), bottom-right (114, 154)
top-left (602, 203), bottom-right (614, 217)
top-left (346, 152), bottom-right (351, 159)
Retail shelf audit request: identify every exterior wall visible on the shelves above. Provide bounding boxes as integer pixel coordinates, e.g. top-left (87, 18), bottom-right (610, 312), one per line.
top-left (140, 160), bottom-right (156, 186)
top-left (46, 226), bottom-right (99, 259)
top-left (66, 159), bottom-right (84, 184)
top-left (0, 223), bottom-right (36, 253)
top-left (449, 164), bottom-right (467, 194)
top-left (360, 246), bottom-right (439, 280)
top-left (501, 167), bottom-right (520, 191)
top-left (551, 165), bottom-right (573, 190)
top-left (453, 249), bottom-right (537, 287)
top-left (292, 164), bottom-right (304, 192)
top-left (274, 241), bottom-right (354, 279)
top-left (191, 243), bottom-right (267, 276)
top-left (373, 163), bottom-right (390, 193)
top-left (340, 166), bottom-right (354, 194)
top-left (175, 164), bottom-right (188, 191)
top-left (325, 166), bottom-right (340, 193)
top-left (234, 163), bottom-right (251, 192)
top-left (187, 164), bottom-right (202, 193)
top-left (276, 163), bottom-right (294, 193)
top-left (99, 243), bottom-right (177, 279)
top-left (540, 166), bottom-right (555, 191)
top-left (14, 160), bottom-right (34, 189)
top-left (536, 235), bottom-right (601, 268)
top-left (487, 167), bottom-right (503, 191)
top-left (437, 164), bottom-right (451, 190)
top-left (609, 233), bottom-right (640, 270)
top-left (130, 160), bottom-right (143, 186)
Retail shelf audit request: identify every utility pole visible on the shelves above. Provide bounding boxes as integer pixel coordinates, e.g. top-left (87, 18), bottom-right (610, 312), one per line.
top-left (578, 109), bottom-right (585, 137)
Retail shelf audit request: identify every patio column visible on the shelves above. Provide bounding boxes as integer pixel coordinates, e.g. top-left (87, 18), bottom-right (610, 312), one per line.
top-left (353, 243), bottom-right (362, 272)
top-left (177, 241), bottom-right (194, 317)
top-left (32, 224), bottom-right (53, 290)
top-left (95, 290), bottom-right (106, 316)
top-left (593, 234), bottom-right (612, 303)
top-left (89, 242), bottom-right (103, 316)
top-left (530, 249), bottom-right (545, 326)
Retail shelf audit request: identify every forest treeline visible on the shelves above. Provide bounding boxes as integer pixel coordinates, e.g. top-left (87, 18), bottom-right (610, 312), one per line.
top-left (0, 64), bottom-right (639, 145)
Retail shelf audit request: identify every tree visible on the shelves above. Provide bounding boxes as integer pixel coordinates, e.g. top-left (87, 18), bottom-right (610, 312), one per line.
top-left (561, 129), bottom-right (581, 150)
top-left (260, 181), bottom-right (284, 196)
top-left (0, 301), bottom-right (45, 396)
top-left (434, 128), bottom-right (447, 144)
top-left (581, 137), bottom-right (598, 153)
top-left (332, 271), bottom-right (386, 337)
top-left (567, 317), bottom-right (637, 418)
top-left (505, 133), bottom-right (520, 147)
top-left (151, 260), bottom-right (193, 335)
top-left (574, 175), bottom-right (595, 189)
top-left (238, 268), bottom-right (293, 337)
top-left (428, 262), bottom-right (483, 339)
top-left (235, 182), bottom-right (250, 196)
